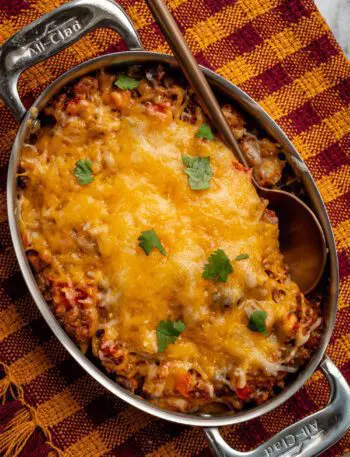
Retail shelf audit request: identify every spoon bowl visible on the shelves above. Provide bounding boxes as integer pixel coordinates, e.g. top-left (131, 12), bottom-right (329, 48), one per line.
top-left (259, 186), bottom-right (327, 294)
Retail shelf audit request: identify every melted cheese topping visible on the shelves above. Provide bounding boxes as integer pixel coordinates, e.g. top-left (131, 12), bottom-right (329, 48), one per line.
top-left (19, 74), bottom-right (303, 388)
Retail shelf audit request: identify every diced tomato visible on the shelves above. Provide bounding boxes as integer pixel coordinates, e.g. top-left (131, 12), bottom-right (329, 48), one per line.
top-left (175, 373), bottom-right (192, 398)
top-left (235, 385), bottom-right (252, 400)
top-left (53, 283), bottom-right (91, 311)
top-left (145, 101), bottom-right (171, 118)
top-left (232, 161), bottom-right (251, 174)
top-left (292, 321), bottom-right (300, 332)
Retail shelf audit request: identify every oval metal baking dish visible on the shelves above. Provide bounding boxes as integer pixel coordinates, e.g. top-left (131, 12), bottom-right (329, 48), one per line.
top-left (1, 1), bottom-right (349, 456)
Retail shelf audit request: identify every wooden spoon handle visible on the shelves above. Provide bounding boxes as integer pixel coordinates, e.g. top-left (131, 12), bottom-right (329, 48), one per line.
top-left (145, 0), bottom-right (248, 167)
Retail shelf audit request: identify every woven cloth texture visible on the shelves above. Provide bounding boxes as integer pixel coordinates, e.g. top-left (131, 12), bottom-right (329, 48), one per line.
top-left (0, 0), bottom-right (349, 456)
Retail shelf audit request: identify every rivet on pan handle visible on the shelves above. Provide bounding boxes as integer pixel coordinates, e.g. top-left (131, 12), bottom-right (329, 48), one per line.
top-left (204, 356), bottom-right (350, 457)
top-left (0, 0), bottom-right (143, 121)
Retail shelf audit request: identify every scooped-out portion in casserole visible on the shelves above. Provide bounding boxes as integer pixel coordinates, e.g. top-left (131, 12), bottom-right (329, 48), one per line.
top-left (18, 65), bottom-right (322, 413)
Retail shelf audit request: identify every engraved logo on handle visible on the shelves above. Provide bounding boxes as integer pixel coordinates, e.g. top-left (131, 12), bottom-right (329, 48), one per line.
top-left (26, 17), bottom-right (82, 57)
top-left (265, 420), bottom-right (324, 457)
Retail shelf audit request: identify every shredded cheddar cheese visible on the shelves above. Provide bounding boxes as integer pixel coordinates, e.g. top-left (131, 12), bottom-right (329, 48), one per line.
top-left (19, 67), bottom-right (321, 412)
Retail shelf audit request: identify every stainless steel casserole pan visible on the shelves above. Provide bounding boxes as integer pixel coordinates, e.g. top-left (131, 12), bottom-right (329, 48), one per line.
top-left (1, 1), bottom-right (349, 456)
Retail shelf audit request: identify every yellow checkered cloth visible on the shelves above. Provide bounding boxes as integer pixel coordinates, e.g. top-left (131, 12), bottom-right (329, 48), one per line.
top-left (0, 0), bottom-right (349, 456)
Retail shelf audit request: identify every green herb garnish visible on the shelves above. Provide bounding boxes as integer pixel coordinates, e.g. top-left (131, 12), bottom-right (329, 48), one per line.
top-left (182, 155), bottom-right (212, 190)
top-left (157, 320), bottom-right (185, 352)
top-left (202, 249), bottom-right (233, 283)
top-left (195, 123), bottom-right (214, 141)
top-left (138, 229), bottom-right (166, 256)
top-left (248, 310), bottom-right (267, 335)
top-left (235, 253), bottom-right (249, 261)
top-left (74, 159), bottom-right (94, 185)
top-left (114, 74), bottom-right (139, 90)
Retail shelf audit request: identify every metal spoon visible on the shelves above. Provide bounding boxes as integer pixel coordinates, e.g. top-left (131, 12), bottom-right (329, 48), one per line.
top-left (145, 0), bottom-right (326, 294)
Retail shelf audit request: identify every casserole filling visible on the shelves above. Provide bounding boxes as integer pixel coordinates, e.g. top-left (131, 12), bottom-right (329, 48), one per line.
top-left (18, 65), bottom-right (322, 412)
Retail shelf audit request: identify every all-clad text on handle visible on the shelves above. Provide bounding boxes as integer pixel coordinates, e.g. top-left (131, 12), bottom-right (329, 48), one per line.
top-left (204, 357), bottom-right (350, 457)
top-left (0, 0), bottom-right (142, 121)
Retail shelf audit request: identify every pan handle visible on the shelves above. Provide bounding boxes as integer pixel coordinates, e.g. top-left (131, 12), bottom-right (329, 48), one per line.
top-left (204, 357), bottom-right (350, 457)
top-left (0, 0), bottom-right (142, 121)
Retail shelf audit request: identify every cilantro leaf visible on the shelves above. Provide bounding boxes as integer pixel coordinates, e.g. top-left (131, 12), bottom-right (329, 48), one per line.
top-left (138, 228), bottom-right (166, 256)
top-left (74, 159), bottom-right (94, 185)
top-left (182, 155), bottom-right (212, 190)
top-left (195, 124), bottom-right (214, 141)
top-left (235, 253), bottom-right (249, 261)
top-left (202, 249), bottom-right (233, 283)
top-left (114, 74), bottom-right (139, 90)
top-left (157, 320), bottom-right (185, 352)
top-left (248, 310), bottom-right (267, 335)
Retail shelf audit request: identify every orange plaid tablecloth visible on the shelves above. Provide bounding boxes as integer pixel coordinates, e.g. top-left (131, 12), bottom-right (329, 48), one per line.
top-left (0, 0), bottom-right (349, 456)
